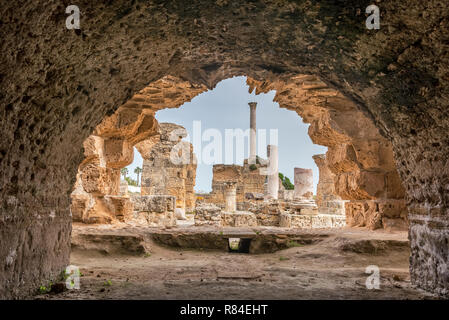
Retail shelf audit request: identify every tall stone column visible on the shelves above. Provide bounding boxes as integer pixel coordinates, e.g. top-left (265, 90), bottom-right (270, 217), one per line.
top-left (266, 145), bottom-right (279, 200)
top-left (224, 182), bottom-right (237, 212)
top-left (294, 168), bottom-right (314, 199)
top-left (248, 102), bottom-right (257, 163)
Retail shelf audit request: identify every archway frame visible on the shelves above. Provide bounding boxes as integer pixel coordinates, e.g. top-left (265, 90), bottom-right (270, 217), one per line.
top-left (1, 0), bottom-right (448, 298)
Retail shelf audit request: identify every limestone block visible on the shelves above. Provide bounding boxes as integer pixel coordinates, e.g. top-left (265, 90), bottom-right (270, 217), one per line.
top-left (345, 199), bottom-right (408, 231)
top-left (70, 194), bottom-right (90, 222)
top-left (79, 164), bottom-right (118, 196)
top-left (318, 200), bottom-right (346, 215)
top-left (103, 195), bottom-right (133, 222)
top-left (194, 203), bottom-right (222, 226)
top-left (310, 214), bottom-right (346, 228)
top-left (129, 195), bottom-right (176, 227)
top-left (221, 212), bottom-right (258, 227)
top-left (104, 138), bottom-right (134, 169)
top-left (280, 213), bottom-right (345, 229)
top-left (131, 195), bottom-right (175, 213)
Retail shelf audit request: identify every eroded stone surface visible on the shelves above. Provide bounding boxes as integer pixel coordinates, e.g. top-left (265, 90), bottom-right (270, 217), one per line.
top-left (1, 0), bottom-right (448, 298)
top-left (129, 195), bottom-right (176, 227)
top-left (140, 123), bottom-right (197, 213)
top-left (313, 154), bottom-right (346, 215)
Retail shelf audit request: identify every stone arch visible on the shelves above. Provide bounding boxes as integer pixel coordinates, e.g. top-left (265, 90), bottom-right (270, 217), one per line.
top-left (1, 1), bottom-right (448, 298)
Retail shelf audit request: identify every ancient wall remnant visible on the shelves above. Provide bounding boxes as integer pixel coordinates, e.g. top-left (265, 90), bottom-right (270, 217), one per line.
top-left (279, 212), bottom-right (346, 229)
top-left (313, 154), bottom-right (346, 216)
top-left (71, 136), bottom-right (128, 224)
top-left (247, 77), bottom-right (408, 232)
top-left (194, 203), bottom-right (222, 226)
top-left (129, 195), bottom-right (176, 227)
top-left (138, 123), bottom-right (197, 215)
top-left (203, 162), bottom-right (267, 209)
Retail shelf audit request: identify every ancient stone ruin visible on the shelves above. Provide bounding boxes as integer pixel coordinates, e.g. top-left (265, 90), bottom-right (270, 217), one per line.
top-left (138, 123), bottom-right (197, 218)
top-left (71, 121), bottom-right (196, 228)
top-left (1, 0), bottom-right (448, 299)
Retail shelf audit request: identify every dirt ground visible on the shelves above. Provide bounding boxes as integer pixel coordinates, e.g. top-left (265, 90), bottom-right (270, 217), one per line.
top-left (35, 225), bottom-right (438, 300)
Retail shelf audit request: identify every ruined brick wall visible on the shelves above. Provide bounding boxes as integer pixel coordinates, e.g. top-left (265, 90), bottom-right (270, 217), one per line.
top-left (242, 159), bottom-right (267, 196)
top-left (204, 162), bottom-right (266, 208)
top-left (207, 165), bottom-right (243, 207)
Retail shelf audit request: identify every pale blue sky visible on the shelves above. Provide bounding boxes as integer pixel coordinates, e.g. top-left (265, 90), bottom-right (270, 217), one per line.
top-left (125, 76), bottom-right (327, 193)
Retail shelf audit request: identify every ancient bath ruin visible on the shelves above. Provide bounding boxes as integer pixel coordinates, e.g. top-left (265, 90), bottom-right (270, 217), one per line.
top-left (1, 0), bottom-right (448, 302)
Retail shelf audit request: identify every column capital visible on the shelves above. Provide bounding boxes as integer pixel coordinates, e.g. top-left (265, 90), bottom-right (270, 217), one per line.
top-left (248, 102), bottom-right (257, 109)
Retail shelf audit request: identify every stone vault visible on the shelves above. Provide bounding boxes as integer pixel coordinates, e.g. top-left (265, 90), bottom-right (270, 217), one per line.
top-left (1, 0), bottom-right (448, 298)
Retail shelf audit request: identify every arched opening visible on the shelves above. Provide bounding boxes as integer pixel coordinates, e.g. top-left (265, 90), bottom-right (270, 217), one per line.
top-left (62, 74), bottom-right (420, 299)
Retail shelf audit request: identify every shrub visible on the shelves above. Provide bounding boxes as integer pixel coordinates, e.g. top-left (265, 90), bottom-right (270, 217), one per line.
top-left (249, 164), bottom-right (257, 171)
top-left (279, 172), bottom-right (294, 190)
top-left (125, 176), bottom-right (138, 186)
top-left (286, 241), bottom-right (303, 248)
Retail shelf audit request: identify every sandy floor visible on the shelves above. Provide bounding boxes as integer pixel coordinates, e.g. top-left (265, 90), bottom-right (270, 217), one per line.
top-left (35, 226), bottom-right (437, 300)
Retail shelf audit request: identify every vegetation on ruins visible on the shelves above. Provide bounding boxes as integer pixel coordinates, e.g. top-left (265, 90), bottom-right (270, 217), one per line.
top-left (279, 173), bottom-right (294, 190)
top-left (287, 240), bottom-right (304, 248)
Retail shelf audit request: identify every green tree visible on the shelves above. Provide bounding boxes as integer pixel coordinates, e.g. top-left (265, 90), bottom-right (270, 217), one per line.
top-left (125, 177), bottom-right (138, 187)
top-left (134, 167), bottom-right (142, 186)
top-left (120, 167), bottom-right (128, 179)
top-left (279, 172), bottom-right (294, 190)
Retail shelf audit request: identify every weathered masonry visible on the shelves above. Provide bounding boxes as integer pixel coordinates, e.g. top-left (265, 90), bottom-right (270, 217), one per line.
top-left (1, 0), bottom-right (448, 298)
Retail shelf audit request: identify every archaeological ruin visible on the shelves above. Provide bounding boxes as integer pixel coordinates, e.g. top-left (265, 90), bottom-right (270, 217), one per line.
top-left (1, 0), bottom-right (448, 301)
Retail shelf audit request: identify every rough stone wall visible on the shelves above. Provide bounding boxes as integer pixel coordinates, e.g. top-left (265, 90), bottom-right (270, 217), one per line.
top-left (246, 201), bottom-right (283, 226)
top-left (194, 203), bottom-right (222, 226)
top-left (313, 154), bottom-right (346, 215)
top-left (205, 162), bottom-right (266, 208)
top-left (1, 0), bottom-right (448, 297)
top-left (242, 159), bottom-right (267, 196)
top-left (129, 195), bottom-right (176, 227)
top-left (139, 123), bottom-right (197, 213)
top-left (280, 212), bottom-right (346, 229)
top-left (71, 135), bottom-right (124, 224)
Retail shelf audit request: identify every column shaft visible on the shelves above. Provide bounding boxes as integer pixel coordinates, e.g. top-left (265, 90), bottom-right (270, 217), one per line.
top-left (266, 145), bottom-right (279, 200)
